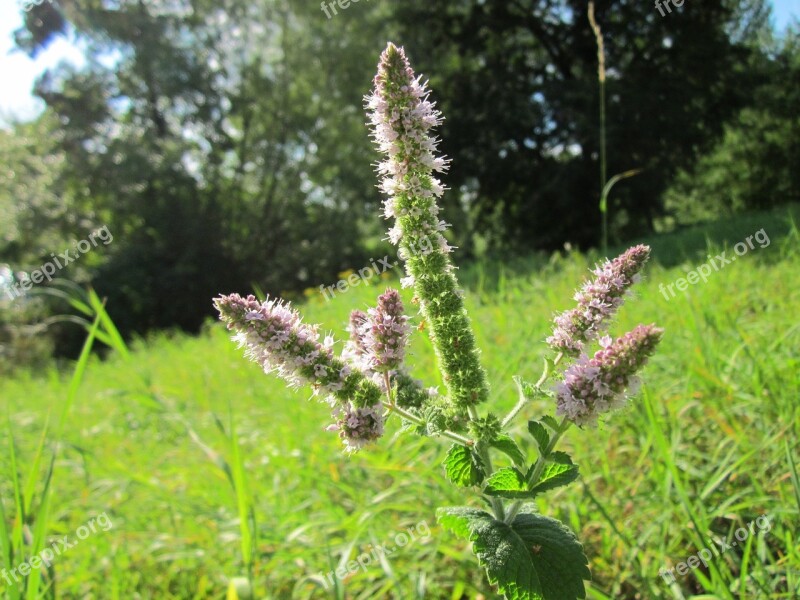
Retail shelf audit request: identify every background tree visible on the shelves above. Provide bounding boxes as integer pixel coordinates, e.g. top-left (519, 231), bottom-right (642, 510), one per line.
top-left (389, 0), bottom-right (772, 252)
top-left (3, 0), bottom-right (795, 366)
top-left (664, 26), bottom-right (800, 222)
top-left (13, 0), bottom-right (395, 338)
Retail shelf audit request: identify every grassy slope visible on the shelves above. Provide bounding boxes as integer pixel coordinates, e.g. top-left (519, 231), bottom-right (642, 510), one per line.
top-left (2, 208), bottom-right (799, 599)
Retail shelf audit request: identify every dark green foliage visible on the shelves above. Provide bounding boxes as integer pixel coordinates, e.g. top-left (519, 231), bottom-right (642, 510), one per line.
top-left (527, 421), bottom-right (551, 456)
top-left (389, 0), bottom-right (775, 251)
top-left (483, 467), bottom-right (533, 499)
top-left (528, 452), bottom-right (579, 495)
top-left (665, 28), bottom-right (800, 222)
top-left (2, 0), bottom-right (796, 370)
top-left (490, 435), bottom-right (528, 467)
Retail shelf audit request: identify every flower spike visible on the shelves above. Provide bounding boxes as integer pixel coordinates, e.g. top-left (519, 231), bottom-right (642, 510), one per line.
top-left (554, 324), bottom-right (663, 427)
top-left (362, 288), bottom-right (410, 373)
top-left (548, 244), bottom-right (651, 355)
top-left (367, 43), bottom-right (489, 409)
top-left (215, 293), bottom-right (384, 449)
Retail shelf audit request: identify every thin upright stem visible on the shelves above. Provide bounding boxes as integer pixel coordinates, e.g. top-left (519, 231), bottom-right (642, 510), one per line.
top-left (501, 353), bottom-right (564, 429)
top-left (468, 405), bottom-right (506, 521)
top-left (504, 417), bottom-right (571, 524)
top-left (589, 1), bottom-right (608, 254)
top-left (383, 372), bottom-right (394, 405)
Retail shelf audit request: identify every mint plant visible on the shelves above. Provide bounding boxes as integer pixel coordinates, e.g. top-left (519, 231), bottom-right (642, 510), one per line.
top-left (214, 43), bottom-right (663, 600)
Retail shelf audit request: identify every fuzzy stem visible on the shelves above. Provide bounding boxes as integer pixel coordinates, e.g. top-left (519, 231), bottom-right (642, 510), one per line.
top-left (382, 401), bottom-right (475, 447)
top-left (501, 353), bottom-right (564, 429)
top-left (383, 372), bottom-right (395, 405)
top-left (467, 406), bottom-right (506, 521)
top-left (480, 445), bottom-right (506, 522)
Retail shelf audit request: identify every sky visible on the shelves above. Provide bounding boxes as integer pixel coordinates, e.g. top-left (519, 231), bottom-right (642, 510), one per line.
top-left (1, 0), bottom-right (798, 126)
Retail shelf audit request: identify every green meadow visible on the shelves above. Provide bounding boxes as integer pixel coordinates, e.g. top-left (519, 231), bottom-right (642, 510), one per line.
top-left (2, 207), bottom-right (799, 599)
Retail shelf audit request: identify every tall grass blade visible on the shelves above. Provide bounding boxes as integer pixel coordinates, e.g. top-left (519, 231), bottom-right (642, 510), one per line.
top-left (228, 407), bottom-right (255, 577)
top-left (0, 434), bottom-right (21, 600)
top-left (786, 439), bottom-right (800, 514)
top-left (56, 309), bottom-right (103, 435)
top-left (22, 418), bottom-right (52, 516)
top-left (86, 288), bottom-right (130, 358)
top-left (23, 455), bottom-right (55, 600)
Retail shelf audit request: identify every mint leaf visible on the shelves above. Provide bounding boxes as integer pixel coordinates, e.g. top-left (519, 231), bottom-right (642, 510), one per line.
top-left (484, 467), bottom-right (534, 499)
top-left (529, 452), bottom-right (579, 495)
top-left (443, 444), bottom-right (485, 487)
top-left (436, 506), bottom-right (478, 542)
top-left (511, 512), bottom-right (591, 599)
top-left (490, 435), bottom-right (527, 467)
top-left (541, 415), bottom-right (562, 432)
top-left (527, 421), bottom-right (550, 455)
top-left (438, 507), bottom-right (543, 599)
top-left (437, 507), bottom-right (590, 599)
top-left (514, 376), bottom-right (539, 400)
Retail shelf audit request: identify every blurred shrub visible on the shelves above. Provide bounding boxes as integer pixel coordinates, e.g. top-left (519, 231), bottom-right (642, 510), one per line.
top-left (0, 270), bottom-right (54, 375)
top-left (664, 28), bottom-right (799, 223)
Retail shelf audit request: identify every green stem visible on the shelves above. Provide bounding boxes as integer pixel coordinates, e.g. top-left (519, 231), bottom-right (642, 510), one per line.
top-left (381, 400), bottom-right (474, 447)
top-left (503, 417), bottom-right (571, 524)
top-left (468, 405), bottom-right (506, 521)
top-left (383, 372), bottom-right (394, 405)
top-left (501, 353), bottom-right (563, 429)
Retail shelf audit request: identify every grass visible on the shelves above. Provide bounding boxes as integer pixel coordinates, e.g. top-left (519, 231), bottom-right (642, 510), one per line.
top-left (1, 207), bottom-right (799, 599)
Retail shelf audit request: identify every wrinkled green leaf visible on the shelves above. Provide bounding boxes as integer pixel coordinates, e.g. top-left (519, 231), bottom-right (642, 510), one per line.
top-left (541, 415), bottom-right (562, 432)
top-left (437, 507), bottom-right (590, 599)
top-left (529, 452), bottom-right (579, 495)
top-left (527, 421), bottom-right (550, 455)
top-left (484, 467), bottom-right (533, 499)
top-left (444, 444), bottom-right (485, 487)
